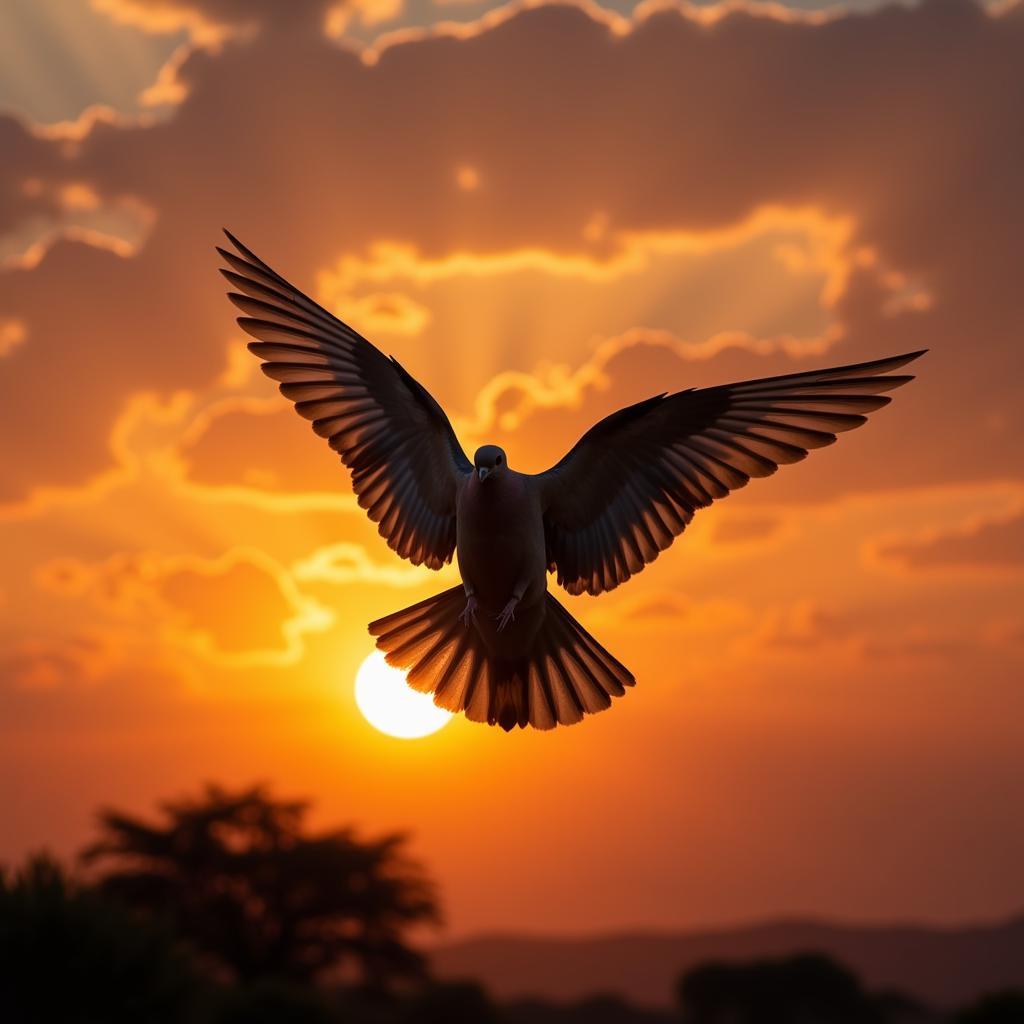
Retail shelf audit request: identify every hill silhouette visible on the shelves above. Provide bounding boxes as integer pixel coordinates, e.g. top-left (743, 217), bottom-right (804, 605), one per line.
top-left (431, 914), bottom-right (1024, 1011)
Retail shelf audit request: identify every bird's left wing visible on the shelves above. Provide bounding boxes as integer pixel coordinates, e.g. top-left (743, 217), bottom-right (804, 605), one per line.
top-left (537, 351), bottom-right (925, 596)
top-left (217, 231), bottom-right (472, 569)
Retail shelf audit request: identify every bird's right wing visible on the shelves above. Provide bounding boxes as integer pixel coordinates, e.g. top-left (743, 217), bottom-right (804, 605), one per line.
top-left (218, 231), bottom-right (472, 569)
top-left (538, 351), bottom-right (925, 596)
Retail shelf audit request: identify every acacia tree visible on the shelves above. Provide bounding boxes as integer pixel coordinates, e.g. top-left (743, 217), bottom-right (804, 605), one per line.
top-left (81, 783), bottom-right (439, 987)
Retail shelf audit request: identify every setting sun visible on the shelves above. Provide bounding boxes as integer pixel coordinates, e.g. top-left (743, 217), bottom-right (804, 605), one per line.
top-left (354, 650), bottom-right (453, 739)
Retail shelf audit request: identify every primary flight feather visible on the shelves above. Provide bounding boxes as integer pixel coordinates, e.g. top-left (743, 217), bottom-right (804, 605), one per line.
top-left (218, 231), bottom-right (924, 731)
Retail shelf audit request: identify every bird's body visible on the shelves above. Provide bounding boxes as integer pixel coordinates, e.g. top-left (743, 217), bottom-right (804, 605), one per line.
top-left (218, 231), bottom-right (924, 731)
top-left (371, 461), bottom-right (632, 731)
top-left (456, 468), bottom-right (546, 658)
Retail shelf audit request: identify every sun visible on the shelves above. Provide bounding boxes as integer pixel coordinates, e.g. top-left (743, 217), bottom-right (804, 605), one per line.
top-left (354, 650), bottom-right (453, 739)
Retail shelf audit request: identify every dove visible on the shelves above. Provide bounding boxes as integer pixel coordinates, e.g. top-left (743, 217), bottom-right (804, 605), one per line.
top-left (217, 231), bottom-right (924, 731)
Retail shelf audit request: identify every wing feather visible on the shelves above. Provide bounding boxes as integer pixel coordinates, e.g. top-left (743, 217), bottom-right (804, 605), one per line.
top-left (218, 231), bottom-right (471, 569)
top-left (539, 351), bottom-right (925, 595)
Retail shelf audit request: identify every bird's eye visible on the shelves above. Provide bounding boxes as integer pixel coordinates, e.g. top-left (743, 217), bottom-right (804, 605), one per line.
top-left (495, 455), bottom-right (503, 465)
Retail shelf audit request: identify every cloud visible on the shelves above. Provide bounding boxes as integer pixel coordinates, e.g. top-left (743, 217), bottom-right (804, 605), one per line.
top-left (467, 328), bottom-right (849, 477)
top-left (169, 207), bottom-right (850, 492)
top-left (179, 319), bottom-right (838, 496)
top-left (156, 553), bottom-right (331, 662)
top-left (874, 508), bottom-right (1024, 573)
top-left (0, 631), bottom-right (122, 691)
top-left (747, 600), bottom-right (852, 652)
top-left (588, 589), bottom-right (751, 634)
top-left (0, 115), bottom-right (61, 237)
top-left (94, 0), bottom-right (341, 42)
top-left (293, 542), bottom-right (439, 587)
top-left (709, 513), bottom-right (783, 546)
top-left (36, 549), bottom-right (332, 665)
top-left (176, 398), bottom-right (344, 494)
top-left (1, 0), bottom-right (1019, 517)
top-left (859, 626), bottom-right (974, 662)
top-left (0, 317), bottom-right (25, 357)
top-left (591, 591), bottom-right (864, 665)
top-left (94, 0), bottom-right (401, 52)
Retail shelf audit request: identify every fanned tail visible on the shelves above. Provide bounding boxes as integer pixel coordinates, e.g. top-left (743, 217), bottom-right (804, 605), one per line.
top-left (368, 587), bottom-right (635, 731)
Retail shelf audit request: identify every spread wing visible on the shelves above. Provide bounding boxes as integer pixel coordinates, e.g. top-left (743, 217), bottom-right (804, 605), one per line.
top-left (217, 231), bottom-right (472, 569)
top-left (538, 351), bottom-right (925, 596)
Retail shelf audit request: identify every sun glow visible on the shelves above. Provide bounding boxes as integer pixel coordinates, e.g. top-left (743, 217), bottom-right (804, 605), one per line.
top-left (354, 650), bottom-right (453, 739)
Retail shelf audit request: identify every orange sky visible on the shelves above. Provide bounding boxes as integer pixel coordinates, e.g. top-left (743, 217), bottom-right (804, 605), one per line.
top-left (1, 0), bottom-right (1022, 939)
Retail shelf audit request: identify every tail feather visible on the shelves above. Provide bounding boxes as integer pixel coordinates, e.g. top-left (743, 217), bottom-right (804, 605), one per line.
top-left (369, 586), bottom-right (635, 731)
top-left (566, 615), bottom-right (630, 698)
top-left (435, 640), bottom-right (483, 713)
top-left (548, 613), bottom-right (611, 714)
top-left (405, 618), bottom-right (464, 692)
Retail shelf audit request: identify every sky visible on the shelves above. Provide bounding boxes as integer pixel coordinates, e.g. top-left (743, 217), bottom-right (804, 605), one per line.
top-left (0, 0), bottom-right (1022, 940)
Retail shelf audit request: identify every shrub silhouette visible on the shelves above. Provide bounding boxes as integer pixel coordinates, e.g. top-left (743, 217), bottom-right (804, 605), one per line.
top-left (678, 952), bottom-right (885, 1024)
top-left (399, 979), bottom-right (505, 1024)
top-left (81, 782), bottom-right (439, 988)
top-left (954, 990), bottom-right (1024, 1024)
top-left (507, 993), bottom-right (675, 1023)
top-left (0, 854), bottom-right (203, 1024)
top-left (210, 977), bottom-right (340, 1024)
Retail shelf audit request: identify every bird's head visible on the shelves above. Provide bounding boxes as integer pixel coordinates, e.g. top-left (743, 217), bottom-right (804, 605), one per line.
top-left (473, 445), bottom-right (508, 483)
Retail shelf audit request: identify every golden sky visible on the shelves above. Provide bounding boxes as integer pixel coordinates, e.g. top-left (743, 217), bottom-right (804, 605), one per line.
top-left (1, 0), bottom-right (1022, 938)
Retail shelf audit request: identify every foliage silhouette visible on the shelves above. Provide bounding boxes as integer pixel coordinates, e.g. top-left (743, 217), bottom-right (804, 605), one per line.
top-left (0, 854), bottom-right (204, 1024)
top-left (398, 979), bottom-right (505, 1024)
top-left (81, 782), bottom-right (439, 987)
top-left (954, 990), bottom-right (1024, 1024)
top-left (678, 952), bottom-right (887, 1024)
top-left (209, 978), bottom-right (340, 1024)
top-left (507, 993), bottom-right (674, 1023)
top-left (4, 784), bottom-right (1016, 1024)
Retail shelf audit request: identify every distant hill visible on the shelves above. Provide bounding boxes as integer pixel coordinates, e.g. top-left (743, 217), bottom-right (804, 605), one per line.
top-left (432, 914), bottom-right (1024, 1011)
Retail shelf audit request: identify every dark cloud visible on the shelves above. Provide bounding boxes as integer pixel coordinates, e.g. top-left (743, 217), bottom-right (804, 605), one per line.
top-left (745, 601), bottom-right (852, 652)
top-left (878, 509), bottom-right (1024, 571)
top-left (1, 0), bottom-right (1022, 509)
top-left (0, 115), bottom-right (61, 236)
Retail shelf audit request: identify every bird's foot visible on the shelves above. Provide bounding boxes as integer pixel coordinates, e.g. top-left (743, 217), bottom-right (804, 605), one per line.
top-left (460, 594), bottom-right (479, 627)
top-left (495, 597), bottom-right (518, 633)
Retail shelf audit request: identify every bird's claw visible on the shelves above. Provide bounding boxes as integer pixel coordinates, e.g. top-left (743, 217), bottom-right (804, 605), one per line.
top-left (496, 598), bottom-right (518, 633)
top-left (460, 595), bottom-right (479, 627)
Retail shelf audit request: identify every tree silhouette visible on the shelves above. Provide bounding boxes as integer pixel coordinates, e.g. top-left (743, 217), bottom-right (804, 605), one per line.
top-left (81, 783), bottom-right (439, 988)
top-left (0, 854), bottom-right (202, 1024)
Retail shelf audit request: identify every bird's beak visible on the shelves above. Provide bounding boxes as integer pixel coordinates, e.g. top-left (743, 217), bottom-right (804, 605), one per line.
top-left (478, 467), bottom-right (489, 482)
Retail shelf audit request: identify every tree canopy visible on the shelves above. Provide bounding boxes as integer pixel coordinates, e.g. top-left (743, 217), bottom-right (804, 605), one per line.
top-left (82, 783), bottom-right (439, 987)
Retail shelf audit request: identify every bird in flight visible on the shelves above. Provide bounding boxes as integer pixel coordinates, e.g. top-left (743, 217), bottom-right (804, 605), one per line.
top-left (217, 231), bottom-right (923, 731)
